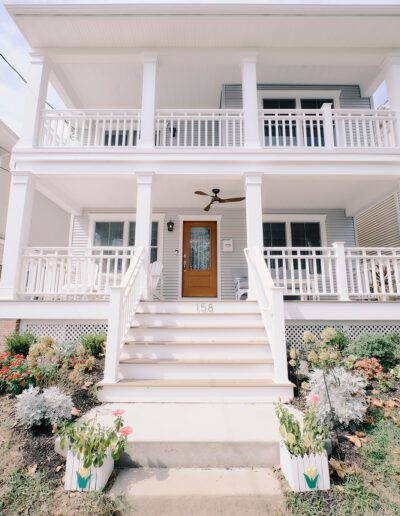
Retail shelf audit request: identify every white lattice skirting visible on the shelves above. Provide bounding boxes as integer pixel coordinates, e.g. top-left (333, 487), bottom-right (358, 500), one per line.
top-left (19, 320), bottom-right (107, 342)
top-left (19, 319), bottom-right (400, 347)
top-left (286, 321), bottom-right (400, 350)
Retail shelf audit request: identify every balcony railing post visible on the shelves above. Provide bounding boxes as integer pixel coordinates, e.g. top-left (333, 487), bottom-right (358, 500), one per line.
top-left (332, 242), bottom-right (350, 301)
top-left (138, 55), bottom-right (157, 149)
top-left (322, 103), bottom-right (335, 148)
top-left (103, 285), bottom-right (123, 383)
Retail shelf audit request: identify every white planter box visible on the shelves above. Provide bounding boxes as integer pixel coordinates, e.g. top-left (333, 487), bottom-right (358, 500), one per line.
top-left (64, 448), bottom-right (114, 491)
top-left (280, 444), bottom-right (330, 492)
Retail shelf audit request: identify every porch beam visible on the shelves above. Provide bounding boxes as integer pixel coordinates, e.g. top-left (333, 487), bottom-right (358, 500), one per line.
top-left (0, 172), bottom-right (35, 300)
top-left (244, 173), bottom-right (264, 300)
top-left (138, 55), bottom-right (158, 149)
top-left (18, 54), bottom-right (50, 148)
top-left (241, 55), bottom-right (262, 149)
top-left (134, 172), bottom-right (154, 299)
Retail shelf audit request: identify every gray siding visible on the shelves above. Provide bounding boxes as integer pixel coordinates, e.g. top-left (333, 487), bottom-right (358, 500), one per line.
top-left (355, 194), bottom-right (400, 247)
top-left (72, 208), bottom-right (355, 300)
top-left (221, 84), bottom-right (371, 109)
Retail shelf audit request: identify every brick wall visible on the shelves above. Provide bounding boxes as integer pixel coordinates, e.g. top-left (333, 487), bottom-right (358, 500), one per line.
top-left (0, 320), bottom-right (20, 352)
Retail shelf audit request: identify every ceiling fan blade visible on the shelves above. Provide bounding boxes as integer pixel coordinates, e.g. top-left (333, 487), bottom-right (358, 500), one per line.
top-left (219, 197), bottom-right (246, 203)
top-left (195, 191), bottom-right (211, 196)
top-left (203, 200), bottom-right (213, 211)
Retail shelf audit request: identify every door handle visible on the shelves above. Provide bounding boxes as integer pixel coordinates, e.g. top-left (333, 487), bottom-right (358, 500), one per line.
top-left (183, 254), bottom-right (186, 272)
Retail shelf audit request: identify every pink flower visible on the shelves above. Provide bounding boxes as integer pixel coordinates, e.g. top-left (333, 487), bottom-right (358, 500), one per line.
top-left (112, 409), bottom-right (125, 417)
top-left (309, 394), bottom-right (319, 405)
top-left (120, 426), bottom-right (133, 437)
top-left (70, 407), bottom-right (80, 416)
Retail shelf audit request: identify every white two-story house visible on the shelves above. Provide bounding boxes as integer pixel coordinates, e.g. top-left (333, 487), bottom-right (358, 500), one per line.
top-left (1, 0), bottom-right (400, 403)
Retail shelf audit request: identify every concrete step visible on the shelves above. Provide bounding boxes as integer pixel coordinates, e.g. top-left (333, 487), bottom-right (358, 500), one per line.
top-left (126, 327), bottom-right (268, 343)
top-left (120, 342), bottom-right (272, 360)
top-left (118, 358), bottom-right (274, 380)
top-left (98, 379), bottom-right (293, 403)
top-left (132, 313), bottom-right (264, 328)
top-left (110, 467), bottom-right (284, 516)
top-left (137, 301), bottom-right (260, 314)
top-left (68, 403), bottom-right (292, 468)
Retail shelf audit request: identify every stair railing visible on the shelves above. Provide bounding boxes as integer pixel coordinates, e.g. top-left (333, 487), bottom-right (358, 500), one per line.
top-left (244, 246), bottom-right (289, 384)
top-left (103, 246), bottom-right (146, 383)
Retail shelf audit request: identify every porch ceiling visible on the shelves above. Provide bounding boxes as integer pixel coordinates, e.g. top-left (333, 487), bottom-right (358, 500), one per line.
top-left (38, 173), bottom-right (399, 216)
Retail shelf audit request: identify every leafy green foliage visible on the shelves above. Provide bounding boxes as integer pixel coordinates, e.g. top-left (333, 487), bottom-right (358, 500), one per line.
top-left (348, 333), bottom-right (400, 370)
top-left (80, 333), bottom-right (106, 358)
top-left (5, 331), bottom-right (37, 356)
top-left (0, 352), bottom-right (38, 395)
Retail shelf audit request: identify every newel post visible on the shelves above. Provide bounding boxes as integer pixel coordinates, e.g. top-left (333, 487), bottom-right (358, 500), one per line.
top-left (103, 286), bottom-right (123, 383)
top-left (271, 287), bottom-right (289, 384)
top-left (321, 103), bottom-right (335, 149)
top-left (333, 242), bottom-right (350, 301)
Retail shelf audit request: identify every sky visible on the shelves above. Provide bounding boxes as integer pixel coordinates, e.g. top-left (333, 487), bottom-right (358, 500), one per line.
top-left (0, 0), bottom-right (390, 134)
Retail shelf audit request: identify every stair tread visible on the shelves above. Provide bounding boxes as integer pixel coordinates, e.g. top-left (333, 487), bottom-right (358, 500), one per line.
top-left (100, 378), bottom-right (293, 387)
top-left (130, 325), bottom-right (264, 329)
top-left (119, 358), bottom-right (274, 365)
top-left (124, 341), bottom-right (269, 346)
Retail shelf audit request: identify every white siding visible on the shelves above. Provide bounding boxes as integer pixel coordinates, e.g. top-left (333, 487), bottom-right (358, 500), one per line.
top-left (72, 208), bottom-right (355, 299)
top-left (356, 194), bottom-right (400, 247)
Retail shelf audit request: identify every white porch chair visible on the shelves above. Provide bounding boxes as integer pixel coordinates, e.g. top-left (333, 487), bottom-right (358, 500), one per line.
top-left (61, 261), bottom-right (99, 295)
top-left (234, 276), bottom-right (248, 301)
top-left (149, 261), bottom-right (164, 300)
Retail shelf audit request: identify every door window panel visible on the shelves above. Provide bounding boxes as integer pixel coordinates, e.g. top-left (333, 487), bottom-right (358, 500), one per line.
top-left (189, 226), bottom-right (211, 270)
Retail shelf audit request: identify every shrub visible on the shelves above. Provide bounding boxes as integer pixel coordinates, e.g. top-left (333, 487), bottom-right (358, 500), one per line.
top-left (16, 386), bottom-right (74, 427)
top-left (307, 367), bottom-right (367, 429)
top-left (0, 352), bottom-right (38, 395)
top-left (80, 333), bottom-right (106, 358)
top-left (303, 328), bottom-right (343, 371)
top-left (28, 336), bottom-right (55, 360)
top-left (348, 333), bottom-right (400, 370)
top-left (53, 340), bottom-right (78, 360)
top-left (354, 357), bottom-right (383, 382)
top-left (5, 331), bottom-right (36, 356)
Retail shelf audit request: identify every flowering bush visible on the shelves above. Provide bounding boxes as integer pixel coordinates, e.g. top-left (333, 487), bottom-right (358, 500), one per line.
top-left (28, 336), bottom-right (55, 360)
top-left (303, 328), bottom-right (344, 372)
top-left (276, 403), bottom-right (328, 457)
top-left (58, 409), bottom-right (133, 468)
top-left (354, 357), bottom-right (383, 382)
top-left (0, 352), bottom-right (38, 395)
top-left (307, 367), bottom-right (367, 429)
top-left (288, 347), bottom-right (309, 381)
top-left (16, 386), bottom-right (74, 427)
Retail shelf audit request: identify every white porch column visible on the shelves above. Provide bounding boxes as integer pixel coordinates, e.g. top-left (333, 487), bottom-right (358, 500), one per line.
top-left (241, 55), bottom-right (261, 148)
top-left (134, 173), bottom-right (154, 299)
top-left (0, 173), bottom-right (35, 299)
top-left (332, 242), bottom-right (350, 302)
top-left (244, 173), bottom-right (264, 299)
top-left (138, 55), bottom-right (158, 149)
top-left (383, 56), bottom-right (400, 143)
top-left (18, 54), bottom-right (50, 148)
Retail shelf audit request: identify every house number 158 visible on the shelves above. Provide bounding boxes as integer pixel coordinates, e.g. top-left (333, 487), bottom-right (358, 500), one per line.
top-left (196, 303), bottom-right (214, 313)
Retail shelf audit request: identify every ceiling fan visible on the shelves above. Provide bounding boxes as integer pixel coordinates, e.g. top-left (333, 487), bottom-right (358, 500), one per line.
top-left (195, 188), bottom-right (246, 211)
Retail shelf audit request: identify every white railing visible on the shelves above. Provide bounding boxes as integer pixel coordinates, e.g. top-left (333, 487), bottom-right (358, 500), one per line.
top-left (38, 109), bottom-right (141, 148)
top-left (259, 107), bottom-right (399, 149)
top-left (103, 246), bottom-right (146, 383)
top-left (20, 247), bottom-right (135, 299)
top-left (332, 109), bottom-right (398, 149)
top-left (263, 244), bottom-right (400, 300)
top-left (244, 246), bottom-right (289, 384)
top-left (345, 248), bottom-right (400, 299)
top-left (155, 109), bottom-right (244, 148)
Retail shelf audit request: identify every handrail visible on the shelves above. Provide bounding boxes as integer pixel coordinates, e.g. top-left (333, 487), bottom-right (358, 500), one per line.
top-left (244, 246), bottom-right (289, 384)
top-left (103, 246), bottom-right (145, 383)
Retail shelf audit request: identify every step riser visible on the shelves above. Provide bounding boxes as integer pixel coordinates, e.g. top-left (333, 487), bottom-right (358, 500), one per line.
top-left (121, 345), bottom-right (272, 360)
top-left (138, 302), bottom-right (260, 314)
top-left (99, 385), bottom-right (293, 403)
top-left (118, 363), bottom-right (274, 380)
top-left (127, 328), bottom-right (267, 342)
top-left (118, 442), bottom-right (279, 469)
top-left (132, 313), bottom-right (264, 328)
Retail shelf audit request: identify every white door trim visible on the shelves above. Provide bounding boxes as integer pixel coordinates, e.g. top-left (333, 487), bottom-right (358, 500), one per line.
top-left (178, 215), bottom-right (222, 301)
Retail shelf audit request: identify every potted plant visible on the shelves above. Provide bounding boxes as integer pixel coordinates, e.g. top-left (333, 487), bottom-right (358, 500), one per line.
top-left (58, 408), bottom-right (132, 491)
top-left (276, 401), bottom-right (330, 492)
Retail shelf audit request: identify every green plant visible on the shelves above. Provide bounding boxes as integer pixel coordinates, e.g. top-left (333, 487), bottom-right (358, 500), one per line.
top-left (58, 409), bottom-right (132, 469)
top-left (375, 372), bottom-right (395, 392)
top-left (27, 336), bottom-right (55, 360)
top-left (347, 333), bottom-right (400, 371)
top-left (5, 331), bottom-right (37, 356)
top-left (16, 386), bottom-right (74, 427)
top-left (303, 328), bottom-right (344, 371)
top-left (288, 347), bottom-right (309, 381)
top-left (0, 352), bottom-right (38, 395)
top-left (80, 333), bottom-right (106, 358)
top-left (354, 356), bottom-right (383, 382)
top-left (275, 404), bottom-right (328, 457)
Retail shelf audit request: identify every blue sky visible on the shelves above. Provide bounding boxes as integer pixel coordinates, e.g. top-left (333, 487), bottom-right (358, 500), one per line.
top-left (0, 0), bottom-right (390, 134)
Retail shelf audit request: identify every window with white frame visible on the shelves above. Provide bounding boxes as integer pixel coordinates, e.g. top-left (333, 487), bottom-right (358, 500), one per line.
top-left (90, 214), bottom-right (164, 263)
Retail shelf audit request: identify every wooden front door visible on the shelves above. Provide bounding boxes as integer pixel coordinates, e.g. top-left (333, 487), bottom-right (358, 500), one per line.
top-left (182, 221), bottom-right (218, 297)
